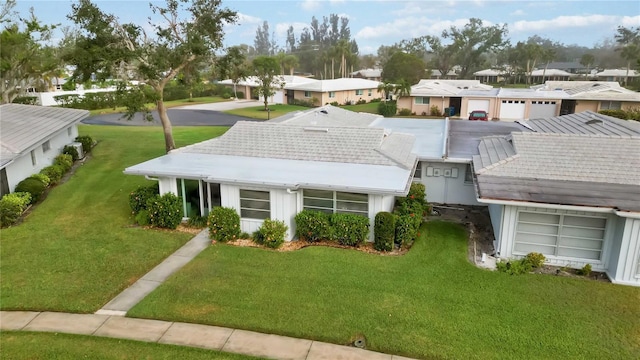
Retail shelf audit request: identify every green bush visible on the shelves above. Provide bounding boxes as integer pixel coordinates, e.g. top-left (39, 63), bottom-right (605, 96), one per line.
top-left (128, 184), bottom-right (159, 214)
top-left (254, 219), bottom-right (288, 249)
top-left (496, 258), bottom-right (533, 275)
top-left (208, 206), bottom-right (241, 242)
top-left (408, 182), bottom-right (427, 205)
top-left (54, 154), bottom-right (74, 172)
top-left (398, 108), bottom-right (412, 116)
top-left (14, 178), bottom-right (46, 204)
top-left (523, 252), bottom-right (546, 268)
top-left (430, 105), bottom-right (441, 116)
top-left (356, 98), bottom-right (367, 105)
top-left (186, 213), bottom-right (208, 228)
top-left (0, 192), bottom-right (32, 227)
top-left (146, 193), bottom-right (183, 229)
top-left (577, 264), bottom-right (592, 276)
top-left (395, 215), bottom-right (417, 247)
top-left (28, 173), bottom-right (50, 187)
top-left (330, 213), bottom-right (369, 246)
top-left (374, 212), bottom-right (396, 251)
top-left (75, 135), bottom-right (94, 153)
top-left (377, 101), bottom-right (397, 117)
top-left (40, 165), bottom-right (65, 184)
top-left (135, 210), bottom-right (151, 226)
top-left (239, 231), bottom-right (251, 239)
top-left (12, 96), bottom-right (38, 105)
top-left (63, 145), bottom-right (79, 161)
top-left (294, 210), bottom-right (332, 242)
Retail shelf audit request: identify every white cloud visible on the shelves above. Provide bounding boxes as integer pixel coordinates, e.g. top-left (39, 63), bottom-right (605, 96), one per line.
top-left (275, 22), bottom-right (309, 38)
top-left (236, 12), bottom-right (262, 26)
top-left (300, 0), bottom-right (321, 11)
top-left (355, 17), bottom-right (474, 41)
top-left (512, 15), bottom-right (619, 32)
top-left (510, 9), bottom-right (525, 16)
top-left (621, 15), bottom-right (640, 27)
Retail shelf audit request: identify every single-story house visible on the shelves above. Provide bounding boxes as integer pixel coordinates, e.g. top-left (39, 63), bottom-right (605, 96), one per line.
top-left (594, 69), bottom-right (639, 83)
top-left (533, 81), bottom-right (640, 113)
top-left (218, 75), bottom-right (317, 104)
top-left (473, 112), bottom-right (640, 286)
top-left (125, 106), bottom-right (640, 286)
top-left (0, 104), bottom-right (89, 196)
top-left (397, 79), bottom-right (493, 116)
top-left (350, 68), bottom-right (382, 81)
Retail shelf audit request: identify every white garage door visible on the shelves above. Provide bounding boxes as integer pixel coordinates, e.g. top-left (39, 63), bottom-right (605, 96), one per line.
top-left (514, 211), bottom-right (607, 261)
top-left (467, 99), bottom-right (490, 112)
top-left (529, 100), bottom-right (557, 119)
top-left (270, 90), bottom-right (285, 104)
top-left (499, 100), bottom-right (526, 120)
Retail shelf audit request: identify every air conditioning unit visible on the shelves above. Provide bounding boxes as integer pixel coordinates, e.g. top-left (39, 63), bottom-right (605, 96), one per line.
top-left (69, 142), bottom-right (84, 159)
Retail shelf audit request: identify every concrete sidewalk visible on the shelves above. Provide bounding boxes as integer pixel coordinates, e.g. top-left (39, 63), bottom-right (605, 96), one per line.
top-left (95, 229), bottom-right (210, 316)
top-left (1, 311), bottom-right (416, 360)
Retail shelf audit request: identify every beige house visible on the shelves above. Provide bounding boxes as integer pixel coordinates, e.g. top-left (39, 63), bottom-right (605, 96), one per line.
top-left (286, 78), bottom-right (382, 105)
top-left (534, 81), bottom-right (640, 113)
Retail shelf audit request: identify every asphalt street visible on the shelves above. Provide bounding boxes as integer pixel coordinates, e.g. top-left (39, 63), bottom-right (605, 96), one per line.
top-left (82, 108), bottom-right (256, 126)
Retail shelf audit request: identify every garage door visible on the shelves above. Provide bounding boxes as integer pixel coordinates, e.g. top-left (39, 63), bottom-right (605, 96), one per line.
top-left (529, 100), bottom-right (557, 119)
top-left (514, 211), bottom-right (607, 261)
top-left (467, 99), bottom-right (490, 113)
top-left (271, 90), bottom-right (285, 104)
top-left (499, 100), bottom-right (526, 120)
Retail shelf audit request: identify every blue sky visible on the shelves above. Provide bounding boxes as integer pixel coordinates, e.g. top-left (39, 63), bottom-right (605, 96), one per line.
top-left (12, 0), bottom-right (640, 54)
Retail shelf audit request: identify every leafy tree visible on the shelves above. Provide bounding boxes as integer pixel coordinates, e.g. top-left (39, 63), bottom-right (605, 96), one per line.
top-left (377, 82), bottom-right (395, 100)
top-left (423, 36), bottom-right (457, 80)
top-left (393, 79), bottom-right (412, 103)
top-left (382, 52), bottom-right (425, 85)
top-left (358, 54), bottom-right (377, 69)
top-left (282, 54), bottom-right (299, 75)
top-left (0, 1), bottom-right (59, 103)
top-left (217, 46), bottom-right (248, 98)
top-left (254, 21), bottom-right (277, 56)
top-left (580, 53), bottom-right (595, 78)
top-left (64, 0), bottom-right (236, 152)
top-left (615, 26), bottom-right (640, 86)
top-left (252, 56), bottom-right (283, 110)
top-left (376, 44), bottom-right (402, 69)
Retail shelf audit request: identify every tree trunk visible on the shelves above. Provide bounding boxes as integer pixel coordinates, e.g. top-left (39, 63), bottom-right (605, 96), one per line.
top-left (233, 83), bottom-right (237, 99)
top-left (626, 62), bottom-right (630, 86)
top-left (156, 92), bottom-right (176, 153)
top-left (331, 58), bottom-right (335, 79)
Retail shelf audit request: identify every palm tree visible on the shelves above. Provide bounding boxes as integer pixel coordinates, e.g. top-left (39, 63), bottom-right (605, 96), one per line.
top-left (377, 82), bottom-right (395, 101)
top-left (620, 44), bottom-right (640, 86)
top-left (393, 79), bottom-right (411, 103)
top-left (580, 54), bottom-right (595, 79)
top-left (282, 54), bottom-right (299, 76)
top-left (539, 47), bottom-right (555, 84)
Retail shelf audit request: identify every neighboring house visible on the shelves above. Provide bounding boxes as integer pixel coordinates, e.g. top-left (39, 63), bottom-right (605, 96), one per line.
top-left (0, 104), bottom-right (89, 196)
top-left (397, 79), bottom-right (493, 117)
top-left (594, 69), bottom-right (639, 83)
top-left (474, 69), bottom-right (506, 84)
top-left (473, 112), bottom-right (640, 286)
top-left (429, 69), bottom-right (459, 80)
top-left (350, 68), bottom-right (382, 81)
top-left (218, 75), bottom-right (316, 104)
top-left (533, 81), bottom-right (640, 114)
top-left (529, 69), bottom-right (573, 83)
top-left (539, 62), bottom-right (588, 74)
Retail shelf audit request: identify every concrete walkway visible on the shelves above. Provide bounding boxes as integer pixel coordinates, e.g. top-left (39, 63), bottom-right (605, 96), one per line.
top-left (96, 229), bottom-right (210, 316)
top-left (1, 311), bottom-right (415, 360)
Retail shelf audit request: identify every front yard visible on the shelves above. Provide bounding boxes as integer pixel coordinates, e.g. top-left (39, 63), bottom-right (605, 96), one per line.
top-left (0, 125), bottom-right (228, 312)
top-left (129, 221), bottom-right (640, 359)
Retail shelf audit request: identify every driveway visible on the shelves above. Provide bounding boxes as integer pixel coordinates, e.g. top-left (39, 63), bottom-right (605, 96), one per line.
top-left (82, 100), bottom-right (262, 126)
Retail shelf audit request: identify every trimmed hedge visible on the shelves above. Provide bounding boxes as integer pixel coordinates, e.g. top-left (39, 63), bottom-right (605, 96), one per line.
top-left (146, 193), bottom-right (182, 229)
top-left (254, 219), bottom-right (288, 249)
top-left (374, 212), bottom-right (396, 251)
top-left (330, 213), bottom-right (369, 246)
top-left (129, 184), bottom-right (159, 215)
top-left (14, 178), bottom-right (46, 204)
top-left (28, 173), bottom-right (50, 187)
top-left (54, 154), bottom-right (74, 172)
top-left (0, 192), bottom-right (32, 227)
top-left (75, 135), bottom-right (94, 154)
top-left (294, 210), bottom-right (332, 242)
top-left (208, 206), bottom-right (240, 242)
top-left (40, 165), bottom-right (65, 184)
top-left (63, 145), bottom-right (79, 161)
top-left (395, 215), bottom-right (417, 247)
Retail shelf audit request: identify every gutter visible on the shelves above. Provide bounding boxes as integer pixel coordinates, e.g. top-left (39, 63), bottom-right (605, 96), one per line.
top-left (476, 196), bottom-right (616, 214)
top-left (614, 210), bottom-right (640, 219)
top-left (441, 116), bottom-right (450, 159)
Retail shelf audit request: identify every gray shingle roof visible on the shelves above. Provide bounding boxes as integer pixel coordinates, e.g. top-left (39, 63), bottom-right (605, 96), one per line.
top-left (175, 121), bottom-right (416, 169)
top-left (0, 104), bottom-right (89, 167)
top-left (473, 136), bottom-right (517, 170)
top-left (268, 105), bottom-right (381, 127)
top-left (527, 111), bottom-right (640, 137)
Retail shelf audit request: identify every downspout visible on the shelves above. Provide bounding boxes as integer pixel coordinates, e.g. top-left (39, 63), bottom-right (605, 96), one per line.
top-left (145, 175), bottom-right (159, 181)
top-left (476, 196), bottom-right (615, 213)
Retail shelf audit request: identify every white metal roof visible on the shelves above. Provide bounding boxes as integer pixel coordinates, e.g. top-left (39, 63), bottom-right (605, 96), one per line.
top-left (124, 153), bottom-right (412, 195)
top-left (370, 118), bottom-right (447, 160)
top-left (286, 78), bottom-right (381, 92)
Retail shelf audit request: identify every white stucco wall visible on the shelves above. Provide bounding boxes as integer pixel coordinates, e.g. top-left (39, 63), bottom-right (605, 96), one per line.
top-left (607, 216), bottom-right (640, 287)
top-left (5, 125), bottom-right (78, 192)
top-left (414, 161), bottom-right (480, 205)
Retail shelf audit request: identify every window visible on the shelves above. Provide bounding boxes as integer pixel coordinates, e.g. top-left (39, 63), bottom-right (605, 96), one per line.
top-left (329, 91), bottom-right (335, 98)
top-left (414, 97), bottom-right (430, 105)
top-left (42, 140), bottom-right (50, 153)
top-left (67, 127), bottom-right (72, 136)
top-left (464, 164), bottom-right (473, 184)
top-left (303, 189), bottom-right (368, 216)
top-left (514, 211), bottom-right (607, 261)
top-left (355, 89), bottom-right (363, 96)
top-left (240, 189), bottom-right (270, 220)
top-left (31, 150), bottom-right (37, 166)
top-left (304, 91), bottom-right (311, 98)
top-left (413, 162), bottom-right (422, 179)
top-left (600, 101), bottom-right (621, 110)
top-left (368, 89), bottom-right (372, 96)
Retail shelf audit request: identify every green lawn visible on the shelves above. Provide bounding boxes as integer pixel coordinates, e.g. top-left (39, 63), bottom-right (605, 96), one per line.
top-left (1, 332), bottom-right (263, 359)
top-left (129, 221), bottom-right (640, 359)
top-left (89, 97), bottom-right (229, 116)
top-left (340, 102), bottom-right (380, 114)
top-left (0, 125), bottom-right (229, 313)
top-left (224, 104), bottom-right (309, 120)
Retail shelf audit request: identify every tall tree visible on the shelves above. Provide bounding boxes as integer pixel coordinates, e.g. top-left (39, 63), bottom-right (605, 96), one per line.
top-left (580, 53), bottom-right (595, 78)
top-left (252, 56), bottom-right (283, 110)
top-left (615, 26), bottom-right (640, 86)
top-left (217, 46), bottom-right (248, 99)
top-left (423, 36), bottom-right (457, 79)
top-left (65, 0), bottom-right (236, 152)
top-left (254, 21), bottom-right (277, 56)
top-left (382, 52), bottom-right (425, 85)
top-left (285, 25), bottom-right (296, 53)
top-left (282, 54), bottom-right (299, 75)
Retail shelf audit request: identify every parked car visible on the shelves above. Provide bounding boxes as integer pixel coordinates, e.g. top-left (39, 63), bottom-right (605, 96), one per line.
top-left (468, 110), bottom-right (489, 121)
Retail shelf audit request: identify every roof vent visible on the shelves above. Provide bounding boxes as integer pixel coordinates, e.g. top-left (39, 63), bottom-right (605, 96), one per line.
top-left (585, 119), bottom-right (603, 125)
top-left (303, 127), bottom-right (329, 133)
top-left (320, 109), bottom-right (328, 114)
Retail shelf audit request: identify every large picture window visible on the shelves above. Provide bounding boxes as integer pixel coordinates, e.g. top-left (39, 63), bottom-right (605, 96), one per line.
top-left (303, 189), bottom-right (368, 216)
top-left (514, 211), bottom-right (607, 261)
top-left (240, 189), bottom-right (270, 220)
top-left (414, 97), bottom-right (430, 105)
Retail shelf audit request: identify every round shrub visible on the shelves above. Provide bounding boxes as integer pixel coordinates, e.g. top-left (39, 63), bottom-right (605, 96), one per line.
top-left (14, 178), bottom-right (46, 204)
top-left (40, 165), bottom-right (65, 184)
top-left (28, 173), bottom-right (50, 187)
top-left (54, 154), bottom-right (73, 172)
top-left (75, 135), bottom-right (94, 153)
top-left (128, 184), bottom-right (159, 214)
top-left (374, 212), bottom-right (396, 251)
top-left (377, 101), bottom-right (397, 117)
top-left (294, 210), bottom-right (332, 242)
top-left (395, 215), bottom-right (417, 247)
top-left (135, 210), bottom-right (151, 226)
top-left (254, 219), bottom-right (288, 249)
top-left (523, 252), bottom-right (545, 268)
top-left (208, 206), bottom-right (240, 242)
top-left (63, 145), bottom-right (79, 161)
top-left (330, 213), bottom-right (370, 246)
top-left (146, 193), bottom-right (182, 229)
top-left (0, 192), bottom-right (32, 227)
